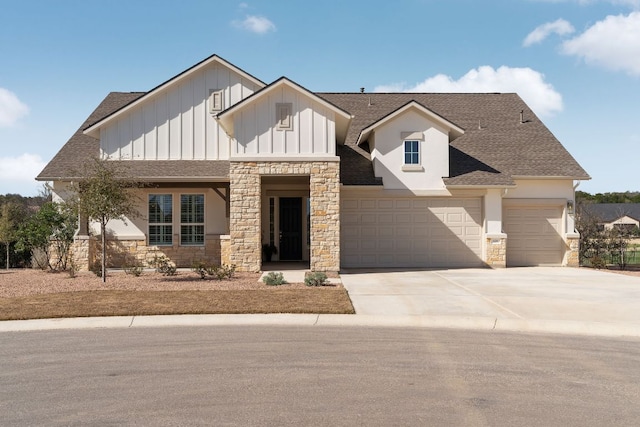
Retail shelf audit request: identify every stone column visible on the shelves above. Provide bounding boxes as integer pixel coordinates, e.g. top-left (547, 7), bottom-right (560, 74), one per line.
top-left (485, 235), bottom-right (507, 268)
top-left (71, 235), bottom-right (96, 272)
top-left (229, 162), bottom-right (261, 272)
top-left (310, 161), bottom-right (340, 273)
top-left (564, 234), bottom-right (580, 267)
top-left (220, 235), bottom-right (231, 266)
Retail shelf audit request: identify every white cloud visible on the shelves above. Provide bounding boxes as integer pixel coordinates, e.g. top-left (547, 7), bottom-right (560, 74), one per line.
top-left (0, 154), bottom-right (46, 195)
top-left (232, 15), bottom-right (276, 34)
top-left (0, 88), bottom-right (29, 127)
top-left (374, 66), bottom-right (563, 117)
top-left (562, 12), bottom-right (640, 75)
top-left (523, 19), bottom-right (575, 46)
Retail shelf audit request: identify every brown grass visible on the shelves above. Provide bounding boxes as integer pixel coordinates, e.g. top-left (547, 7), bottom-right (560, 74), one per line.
top-left (0, 269), bottom-right (355, 320)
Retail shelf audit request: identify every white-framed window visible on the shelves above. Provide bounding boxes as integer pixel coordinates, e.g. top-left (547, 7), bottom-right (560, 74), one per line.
top-left (180, 194), bottom-right (205, 245)
top-left (404, 140), bottom-right (420, 165)
top-left (401, 131), bottom-right (424, 172)
top-left (148, 194), bottom-right (173, 246)
top-left (276, 103), bottom-right (293, 130)
top-left (209, 89), bottom-right (223, 113)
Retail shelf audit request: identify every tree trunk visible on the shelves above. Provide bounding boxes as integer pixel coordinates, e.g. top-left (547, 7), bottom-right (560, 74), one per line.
top-left (101, 222), bottom-right (107, 283)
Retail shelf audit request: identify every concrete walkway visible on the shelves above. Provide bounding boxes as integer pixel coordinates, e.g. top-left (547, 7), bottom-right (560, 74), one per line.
top-left (1, 267), bottom-right (640, 338)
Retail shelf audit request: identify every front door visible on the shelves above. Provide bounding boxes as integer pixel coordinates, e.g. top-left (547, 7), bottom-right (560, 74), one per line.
top-left (279, 197), bottom-right (303, 260)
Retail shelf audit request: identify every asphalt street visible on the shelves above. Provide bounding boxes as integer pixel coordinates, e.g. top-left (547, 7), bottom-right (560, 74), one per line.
top-left (2, 326), bottom-right (640, 426)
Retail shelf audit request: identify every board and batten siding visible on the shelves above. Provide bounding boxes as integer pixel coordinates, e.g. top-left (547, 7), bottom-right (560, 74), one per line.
top-left (232, 86), bottom-right (336, 157)
top-left (100, 64), bottom-right (260, 161)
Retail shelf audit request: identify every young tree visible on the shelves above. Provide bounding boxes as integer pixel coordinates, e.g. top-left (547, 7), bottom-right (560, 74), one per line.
top-left (575, 202), bottom-right (608, 268)
top-left (73, 159), bottom-right (141, 282)
top-left (16, 201), bottom-right (77, 271)
top-left (0, 202), bottom-right (25, 269)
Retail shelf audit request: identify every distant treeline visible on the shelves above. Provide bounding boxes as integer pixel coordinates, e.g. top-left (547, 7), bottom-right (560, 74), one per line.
top-left (576, 191), bottom-right (640, 204)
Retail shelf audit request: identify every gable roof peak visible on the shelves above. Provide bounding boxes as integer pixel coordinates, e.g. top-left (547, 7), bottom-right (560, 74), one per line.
top-left (83, 53), bottom-right (266, 137)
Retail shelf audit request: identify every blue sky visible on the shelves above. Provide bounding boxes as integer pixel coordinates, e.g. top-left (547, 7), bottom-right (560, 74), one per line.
top-left (1, 0), bottom-right (639, 195)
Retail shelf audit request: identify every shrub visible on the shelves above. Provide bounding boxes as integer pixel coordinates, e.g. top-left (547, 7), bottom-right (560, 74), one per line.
top-left (191, 260), bottom-right (208, 279)
top-left (262, 271), bottom-right (287, 286)
top-left (192, 261), bottom-right (237, 280)
top-left (124, 264), bottom-right (144, 277)
top-left (149, 254), bottom-right (177, 276)
top-left (90, 260), bottom-right (102, 277)
top-left (304, 272), bottom-right (328, 287)
top-left (67, 257), bottom-right (80, 278)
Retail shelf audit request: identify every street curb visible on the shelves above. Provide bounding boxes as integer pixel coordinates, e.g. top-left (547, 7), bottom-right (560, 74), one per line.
top-left (1, 314), bottom-right (639, 338)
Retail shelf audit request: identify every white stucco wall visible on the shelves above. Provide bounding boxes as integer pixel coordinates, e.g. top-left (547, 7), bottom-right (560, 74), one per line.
top-left (371, 109), bottom-right (450, 191)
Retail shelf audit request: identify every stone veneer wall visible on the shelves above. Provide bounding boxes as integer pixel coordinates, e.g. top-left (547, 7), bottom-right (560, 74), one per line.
top-left (485, 237), bottom-right (507, 268)
top-left (309, 162), bottom-right (340, 272)
top-left (70, 236), bottom-right (96, 272)
top-left (69, 234), bottom-right (228, 270)
top-left (564, 236), bottom-right (580, 267)
top-left (229, 160), bottom-right (340, 273)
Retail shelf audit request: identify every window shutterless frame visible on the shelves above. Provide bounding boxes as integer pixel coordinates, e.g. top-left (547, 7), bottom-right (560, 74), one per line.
top-left (148, 194), bottom-right (173, 245)
top-left (180, 194), bottom-right (205, 246)
top-left (404, 140), bottom-right (420, 165)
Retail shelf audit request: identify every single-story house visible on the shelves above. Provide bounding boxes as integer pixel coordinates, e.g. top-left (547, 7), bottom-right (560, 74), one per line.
top-left (37, 54), bottom-right (590, 272)
top-left (580, 203), bottom-right (640, 233)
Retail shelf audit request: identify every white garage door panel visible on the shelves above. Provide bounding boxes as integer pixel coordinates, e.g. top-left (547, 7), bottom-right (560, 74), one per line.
top-left (504, 206), bottom-right (563, 266)
top-left (341, 197), bottom-right (483, 268)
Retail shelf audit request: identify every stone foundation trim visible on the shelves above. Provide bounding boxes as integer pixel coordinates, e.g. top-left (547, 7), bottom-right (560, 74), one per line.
top-left (564, 233), bottom-right (580, 267)
top-left (69, 234), bottom-right (228, 270)
top-left (485, 233), bottom-right (507, 268)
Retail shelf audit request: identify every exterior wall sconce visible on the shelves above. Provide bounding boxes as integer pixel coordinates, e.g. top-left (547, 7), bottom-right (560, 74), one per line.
top-left (567, 200), bottom-right (574, 214)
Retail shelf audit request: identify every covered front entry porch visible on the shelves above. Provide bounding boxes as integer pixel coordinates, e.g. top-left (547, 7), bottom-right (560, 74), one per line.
top-left (228, 160), bottom-right (340, 273)
top-left (262, 176), bottom-right (310, 263)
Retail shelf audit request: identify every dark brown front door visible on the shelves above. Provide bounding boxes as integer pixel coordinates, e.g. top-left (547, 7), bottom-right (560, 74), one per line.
top-left (279, 197), bottom-right (302, 260)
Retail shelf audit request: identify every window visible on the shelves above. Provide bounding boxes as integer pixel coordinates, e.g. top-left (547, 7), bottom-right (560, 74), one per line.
top-left (276, 103), bottom-right (293, 130)
top-left (148, 194), bottom-right (173, 245)
top-left (404, 140), bottom-right (420, 165)
top-left (209, 89), bottom-right (223, 113)
top-left (181, 194), bottom-right (205, 245)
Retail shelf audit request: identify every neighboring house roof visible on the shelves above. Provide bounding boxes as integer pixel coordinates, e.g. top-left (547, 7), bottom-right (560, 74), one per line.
top-left (580, 203), bottom-right (640, 222)
top-left (38, 82), bottom-right (589, 188)
top-left (319, 92), bottom-right (590, 186)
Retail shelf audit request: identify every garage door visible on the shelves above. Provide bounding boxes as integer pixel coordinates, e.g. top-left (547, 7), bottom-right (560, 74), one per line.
top-left (503, 205), bottom-right (563, 266)
top-left (341, 197), bottom-right (483, 268)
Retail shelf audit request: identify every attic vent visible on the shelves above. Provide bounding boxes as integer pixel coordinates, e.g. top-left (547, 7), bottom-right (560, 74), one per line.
top-left (276, 103), bottom-right (293, 131)
top-left (209, 89), bottom-right (223, 113)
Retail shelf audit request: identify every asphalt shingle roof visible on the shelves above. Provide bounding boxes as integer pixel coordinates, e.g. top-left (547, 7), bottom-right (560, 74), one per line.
top-left (37, 92), bottom-right (230, 181)
top-left (39, 90), bottom-right (589, 187)
top-left (319, 92), bottom-right (589, 186)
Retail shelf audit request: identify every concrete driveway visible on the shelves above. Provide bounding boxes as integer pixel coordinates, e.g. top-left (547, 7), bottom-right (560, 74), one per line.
top-left (340, 267), bottom-right (640, 335)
